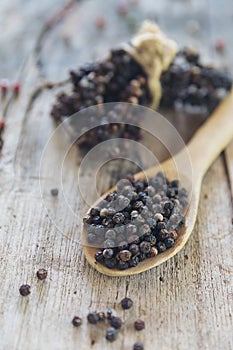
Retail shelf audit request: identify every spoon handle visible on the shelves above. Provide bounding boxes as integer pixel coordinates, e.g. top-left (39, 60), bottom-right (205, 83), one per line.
top-left (187, 89), bottom-right (233, 178)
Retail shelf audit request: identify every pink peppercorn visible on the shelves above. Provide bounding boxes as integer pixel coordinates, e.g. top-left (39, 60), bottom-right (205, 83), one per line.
top-left (214, 39), bottom-right (225, 53)
top-left (0, 119), bottom-right (5, 130)
top-left (117, 3), bottom-right (128, 16)
top-left (13, 82), bottom-right (21, 96)
top-left (95, 16), bottom-right (106, 29)
top-left (1, 79), bottom-right (9, 97)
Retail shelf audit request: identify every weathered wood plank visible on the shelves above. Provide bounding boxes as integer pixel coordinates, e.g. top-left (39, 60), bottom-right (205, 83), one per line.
top-left (0, 157), bottom-right (232, 350)
top-left (0, 1), bottom-right (232, 350)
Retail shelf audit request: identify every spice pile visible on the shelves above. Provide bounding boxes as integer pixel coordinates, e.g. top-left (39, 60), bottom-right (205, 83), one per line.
top-left (51, 45), bottom-right (232, 151)
top-left (51, 49), bottom-right (151, 122)
top-left (160, 48), bottom-right (232, 114)
top-left (51, 49), bottom-right (151, 149)
top-left (83, 172), bottom-right (188, 271)
top-left (72, 297), bottom-right (145, 349)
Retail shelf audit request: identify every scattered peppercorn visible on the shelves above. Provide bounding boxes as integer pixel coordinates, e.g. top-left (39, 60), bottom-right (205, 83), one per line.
top-left (87, 311), bottom-right (100, 324)
top-left (51, 188), bottom-right (59, 196)
top-left (110, 316), bottom-right (122, 329)
top-left (72, 316), bottom-right (82, 327)
top-left (134, 319), bottom-right (145, 331)
top-left (36, 268), bottom-right (48, 280)
top-left (133, 342), bottom-right (144, 350)
top-left (19, 284), bottom-right (31, 296)
top-left (106, 327), bottom-right (118, 342)
top-left (121, 297), bottom-right (133, 309)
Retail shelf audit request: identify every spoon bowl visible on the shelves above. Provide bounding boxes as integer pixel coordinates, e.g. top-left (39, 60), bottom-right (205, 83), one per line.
top-left (83, 90), bottom-right (233, 276)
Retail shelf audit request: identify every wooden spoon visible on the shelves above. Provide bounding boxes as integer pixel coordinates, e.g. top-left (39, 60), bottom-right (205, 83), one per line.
top-left (83, 90), bottom-right (233, 276)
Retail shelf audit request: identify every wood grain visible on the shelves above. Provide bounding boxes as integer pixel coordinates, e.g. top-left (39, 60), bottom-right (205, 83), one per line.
top-left (0, 0), bottom-right (232, 349)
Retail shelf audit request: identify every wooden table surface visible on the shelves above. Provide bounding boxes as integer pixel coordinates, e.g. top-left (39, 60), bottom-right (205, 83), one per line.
top-left (0, 1), bottom-right (232, 349)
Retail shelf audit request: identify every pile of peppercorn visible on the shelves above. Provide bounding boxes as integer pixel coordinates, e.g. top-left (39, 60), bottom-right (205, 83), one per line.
top-left (51, 49), bottom-right (151, 149)
top-left (160, 47), bottom-right (232, 114)
top-left (51, 47), bottom-right (232, 151)
top-left (83, 172), bottom-right (188, 270)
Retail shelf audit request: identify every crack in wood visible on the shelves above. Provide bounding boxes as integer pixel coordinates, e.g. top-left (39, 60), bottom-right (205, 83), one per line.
top-left (34, 0), bottom-right (80, 79)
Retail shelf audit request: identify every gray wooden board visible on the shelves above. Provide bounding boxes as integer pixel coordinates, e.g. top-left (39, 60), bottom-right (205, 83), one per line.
top-left (0, 0), bottom-right (232, 349)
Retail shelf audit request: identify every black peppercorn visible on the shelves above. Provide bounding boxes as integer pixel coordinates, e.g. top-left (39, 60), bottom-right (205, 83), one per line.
top-left (72, 316), bottom-right (82, 327)
top-left (90, 207), bottom-right (100, 216)
top-left (171, 180), bottom-right (179, 188)
top-left (134, 319), bottom-right (145, 331)
top-left (129, 243), bottom-right (139, 255)
top-left (138, 252), bottom-right (146, 261)
top-left (113, 212), bottom-right (125, 224)
top-left (118, 241), bottom-right (129, 251)
top-left (103, 239), bottom-right (116, 248)
top-left (96, 312), bottom-right (104, 321)
top-left (127, 235), bottom-right (140, 244)
top-left (105, 229), bottom-right (116, 240)
top-left (100, 208), bottom-right (108, 217)
top-left (153, 194), bottom-right (162, 203)
top-left (105, 258), bottom-right (117, 269)
top-left (103, 248), bottom-right (114, 259)
top-left (165, 237), bottom-right (175, 248)
top-left (154, 213), bottom-right (163, 221)
top-left (139, 241), bottom-right (151, 254)
top-left (118, 260), bottom-right (129, 270)
top-left (87, 311), bottom-right (100, 324)
top-left (128, 256), bottom-right (139, 267)
top-left (144, 234), bottom-right (156, 246)
top-left (106, 327), bottom-right (118, 342)
top-left (157, 241), bottom-right (167, 253)
top-left (36, 268), bottom-right (48, 280)
top-left (121, 297), bottom-right (133, 309)
top-left (169, 230), bottom-right (178, 240)
top-left (133, 342), bottom-right (144, 350)
top-left (134, 201), bottom-right (144, 210)
top-left (118, 250), bottom-right (132, 262)
top-left (131, 210), bottom-right (139, 220)
top-left (107, 207), bottom-right (117, 217)
top-left (95, 250), bottom-right (104, 263)
top-left (117, 195), bottom-right (130, 209)
top-left (126, 224), bottom-right (137, 235)
top-left (50, 188), bottom-right (58, 196)
top-left (149, 247), bottom-right (158, 257)
top-left (110, 316), bottom-right (122, 329)
top-left (19, 284), bottom-right (31, 296)
top-left (107, 308), bottom-right (116, 320)
top-left (164, 200), bottom-right (173, 210)
top-left (157, 221), bottom-right (166, 230)
top-left (139, 223), bottom-right (151, 235)
top-left (88, 233), bottom-right (97, 244)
